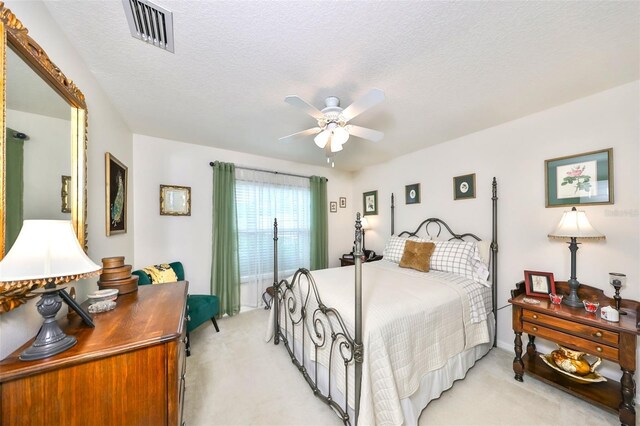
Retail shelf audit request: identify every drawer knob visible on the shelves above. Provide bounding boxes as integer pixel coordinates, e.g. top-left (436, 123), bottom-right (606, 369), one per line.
top-left (596, 346), bottom-right (603, 352)
top-left (532, 326), bottom-right (538, 332)
top-left (594, 331), bottom-right (603, 338)
top-left (532, 314), bottom-right (538, 319)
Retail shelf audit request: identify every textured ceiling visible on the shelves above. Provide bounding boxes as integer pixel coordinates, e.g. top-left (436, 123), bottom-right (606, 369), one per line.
top-left (43, 1), bottom-right (639, 171)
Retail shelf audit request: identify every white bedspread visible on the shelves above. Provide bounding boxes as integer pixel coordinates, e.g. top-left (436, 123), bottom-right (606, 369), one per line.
top-left (266, 260), bottom-right (491, 426)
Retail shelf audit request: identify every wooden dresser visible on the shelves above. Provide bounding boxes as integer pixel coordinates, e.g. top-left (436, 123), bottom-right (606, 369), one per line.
top-left (0, 281), bottom-right (188, 426)
top-left (510, 281), bottom-right (639, 426)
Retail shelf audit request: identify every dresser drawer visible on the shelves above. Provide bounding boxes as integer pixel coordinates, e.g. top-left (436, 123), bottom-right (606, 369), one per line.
top-left (523, 322), bottom-right (619, 362)
top-left (522, 310), bottom-right (618, 347)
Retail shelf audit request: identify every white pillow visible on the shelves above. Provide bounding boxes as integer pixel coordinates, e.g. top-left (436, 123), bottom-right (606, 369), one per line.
top-left (382, 235), bottom-right (427, 263)
top-left (471, 243), bottom-right (491, 286)
top-left (476, 240), bottom-right (491, 268)
top-left (431, 241), bottom-right (490, 286)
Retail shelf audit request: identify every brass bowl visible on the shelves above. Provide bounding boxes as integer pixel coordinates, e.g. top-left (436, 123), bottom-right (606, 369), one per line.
top-left (540, 354), bottom-right (606, 384)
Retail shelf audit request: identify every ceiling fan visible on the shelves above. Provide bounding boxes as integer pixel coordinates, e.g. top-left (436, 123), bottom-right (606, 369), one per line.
top-left (279, 89), bottom-right (385, 166)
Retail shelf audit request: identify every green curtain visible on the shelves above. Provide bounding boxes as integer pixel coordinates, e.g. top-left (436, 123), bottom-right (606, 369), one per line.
top-left (309, 176), bottom-right (328, 270)
top-left (5, 128), bottom-right (24, 252)
top-left (211, 161), bottom-right (240, 317)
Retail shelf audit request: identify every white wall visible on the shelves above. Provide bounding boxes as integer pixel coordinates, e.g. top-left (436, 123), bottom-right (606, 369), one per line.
top-left (0, 2), bottom-right (133, 359)
top-left (133, 134), bottom-right (354, 296)
top-left (8, 108), bottom-right (71, 220)
top-left (353, 81), bottom-right (640, 382)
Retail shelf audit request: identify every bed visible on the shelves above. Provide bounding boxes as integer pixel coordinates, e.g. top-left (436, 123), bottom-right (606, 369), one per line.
top-left (268, 178), bottom-right (498, 425)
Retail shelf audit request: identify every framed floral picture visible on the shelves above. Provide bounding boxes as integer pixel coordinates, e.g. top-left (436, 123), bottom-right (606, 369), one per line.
top-left (363, 190), bottom-right (378, 216)
top-left (405, 183), bottom-right (420, 204)
top-left (545, 148), bottom-right (613, 207)
top-left (339, 197), bottom-right (347, 208)
top-left (453, 174), bottom-right (475, 200)
top-left (105, 153), bottom-right (128, 235)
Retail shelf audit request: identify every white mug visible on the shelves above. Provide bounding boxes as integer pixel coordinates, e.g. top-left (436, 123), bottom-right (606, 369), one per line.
top-left (601, 306), bottom-right (619, 322)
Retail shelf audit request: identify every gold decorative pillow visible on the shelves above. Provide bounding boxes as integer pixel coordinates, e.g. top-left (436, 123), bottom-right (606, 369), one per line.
top-left (399, 240), bottom-right (436, 272)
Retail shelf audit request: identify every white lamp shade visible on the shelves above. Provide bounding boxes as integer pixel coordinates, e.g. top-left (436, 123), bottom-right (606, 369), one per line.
top-left (360, 217), bottom-right (370, 230)
top-left (548, 209), bottom-right (605, 240)
top-left (333, 126), bottom-right (350, 145)
top-left (0, 220), bottom-right (101, 282)
top-left (314, 130), bottom-right (330, 149)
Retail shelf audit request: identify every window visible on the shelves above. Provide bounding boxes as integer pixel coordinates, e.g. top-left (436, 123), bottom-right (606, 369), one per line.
top-left (235, 169), bottom-right (310, 307)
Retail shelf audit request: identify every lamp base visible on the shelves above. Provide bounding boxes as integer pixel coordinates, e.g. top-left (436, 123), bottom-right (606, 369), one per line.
top-left (562, 278), bottom-right (583, 308)
top-left (20, 335), bottom-right (77, 361)
top-left (19, 287), bottom-right (77, 361)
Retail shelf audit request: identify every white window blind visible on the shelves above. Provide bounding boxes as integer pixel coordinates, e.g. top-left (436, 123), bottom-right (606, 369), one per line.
top-left (235, 169), bottom-right (310, 307)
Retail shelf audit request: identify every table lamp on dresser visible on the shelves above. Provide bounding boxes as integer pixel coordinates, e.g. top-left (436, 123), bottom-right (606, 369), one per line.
top-left (0, 220), bottom-right (101, 361)
top-left (548, 207), bottom-right (605, 307)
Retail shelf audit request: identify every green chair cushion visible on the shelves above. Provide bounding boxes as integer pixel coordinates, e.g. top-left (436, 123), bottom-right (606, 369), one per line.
top-left (187, 294), bottom-right (219, 333)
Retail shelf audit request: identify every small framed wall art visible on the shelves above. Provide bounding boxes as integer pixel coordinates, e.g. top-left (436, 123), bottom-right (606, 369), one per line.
top-left (160, 185), bottom-right (191, 216)
top-left (453, 173), bottom-right (476, 200)
top-left (339, 197), bottom-right (347, 208)
top-left (330, 201), bottom-right (338, 213)
top-left (105, 153), bottom-right (128, 236)
top-left (61, 175), bottom-right (71, 213)
top-left (545, 148), bottom-right (613, 208)
top-left (405, 183), bottom-right (420, 204)
top-left (363, 190), bottom-right (378, 216)
top-left (524, 270), bottom-right (556, 298)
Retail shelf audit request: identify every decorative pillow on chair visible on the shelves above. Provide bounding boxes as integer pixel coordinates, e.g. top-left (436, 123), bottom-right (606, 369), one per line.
top-left (141, 264), bottom-right (178, 284)
top-left (399, 240), bottom-right (436, 272)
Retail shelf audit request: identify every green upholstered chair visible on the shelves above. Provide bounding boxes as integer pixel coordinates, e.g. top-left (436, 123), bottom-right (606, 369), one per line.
top-left (132, 262), bottom-right (219, 355)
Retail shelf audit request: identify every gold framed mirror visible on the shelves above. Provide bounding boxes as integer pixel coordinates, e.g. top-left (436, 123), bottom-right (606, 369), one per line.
top-left (0, 4), bottom-right (88, 313)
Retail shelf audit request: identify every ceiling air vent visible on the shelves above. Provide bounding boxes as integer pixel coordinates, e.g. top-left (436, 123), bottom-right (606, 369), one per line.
top-left (122, 0), bottom-right (174, 53)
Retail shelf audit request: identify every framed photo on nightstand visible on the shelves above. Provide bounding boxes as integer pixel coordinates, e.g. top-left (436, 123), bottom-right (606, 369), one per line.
top-left (524, 270), bottom-right (556, 297)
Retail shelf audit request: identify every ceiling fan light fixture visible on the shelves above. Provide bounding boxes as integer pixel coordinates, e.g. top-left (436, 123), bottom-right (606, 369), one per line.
top-left (330, 138), bottom-right (343, 153)
top-left (314, 130), bottom-right (330, 148)
top-left (333, 126), bottom-right (349, 145)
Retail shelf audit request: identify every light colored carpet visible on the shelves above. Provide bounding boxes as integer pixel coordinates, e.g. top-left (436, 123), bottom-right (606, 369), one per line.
top-left (185, 309), bottom-right (620, 426)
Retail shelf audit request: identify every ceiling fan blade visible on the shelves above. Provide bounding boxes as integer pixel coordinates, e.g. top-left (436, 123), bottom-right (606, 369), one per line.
top-left (341, 88), bottom-right (385, 122)
top-left (279, 127), bottom-right (321, 143)
top-left (284, 95), bottom-right (325, 120)
top-left (347, 125), bottom-right (384, 142)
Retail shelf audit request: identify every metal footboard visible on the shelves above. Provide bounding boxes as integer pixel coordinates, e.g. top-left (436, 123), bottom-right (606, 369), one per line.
top-left (272, 215), bottom-right (364, 425)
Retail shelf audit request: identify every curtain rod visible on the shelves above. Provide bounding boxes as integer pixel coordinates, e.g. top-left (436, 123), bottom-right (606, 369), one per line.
top-left (209, 161), bottom-right (328, 181)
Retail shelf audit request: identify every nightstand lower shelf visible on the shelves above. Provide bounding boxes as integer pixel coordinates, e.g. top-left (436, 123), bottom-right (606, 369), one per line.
top-left (521, 352), bottom-right (621, 415)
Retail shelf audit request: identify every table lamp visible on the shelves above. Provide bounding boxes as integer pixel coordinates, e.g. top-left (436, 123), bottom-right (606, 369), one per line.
top-left (548, 207), bottom-right (605, 307)
top-left (0, 220), bottom-right (101, 360)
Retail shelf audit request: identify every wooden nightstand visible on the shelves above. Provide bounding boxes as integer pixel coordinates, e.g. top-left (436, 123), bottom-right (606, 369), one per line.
top-left (339, 255), bottom-right (383, 267)
top-left (509, 281), bottom-right (639, 426)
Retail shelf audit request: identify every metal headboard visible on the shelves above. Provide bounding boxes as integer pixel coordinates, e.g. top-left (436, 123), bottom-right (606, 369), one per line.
top-left (398, 218), bottom-right (482, 242)
top-left (392, 177), bottom-right (498, 348)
